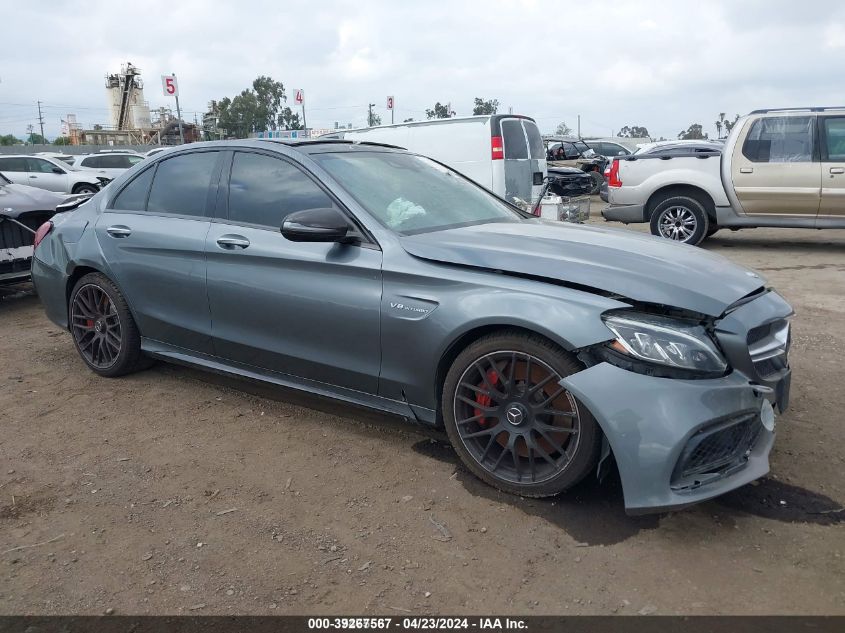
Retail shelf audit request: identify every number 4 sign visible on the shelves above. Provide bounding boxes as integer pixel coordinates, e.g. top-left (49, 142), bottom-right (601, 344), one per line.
top-left (294, 89), bottom-right (304, 105)
top-left (161, 75), bottom-right (179, 97)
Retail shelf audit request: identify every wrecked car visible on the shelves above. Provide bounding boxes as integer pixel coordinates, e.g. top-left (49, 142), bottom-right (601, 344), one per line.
top-left (0, 173), bottom-right (87, 286)
top-left (31, 139), bottom-right (792, 514)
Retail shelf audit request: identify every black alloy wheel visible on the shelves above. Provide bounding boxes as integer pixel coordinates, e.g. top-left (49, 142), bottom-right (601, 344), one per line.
top-left (442, 332), bottom-right (601, 497)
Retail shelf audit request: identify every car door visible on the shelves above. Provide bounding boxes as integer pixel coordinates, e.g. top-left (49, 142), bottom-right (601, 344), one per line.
top-left (205, 149), bottom-right (383, 393)
top-left (25, 158), bottom-right (70, 192)
top-left (95, 150), bottom-right (223, 354)
top-left (731, 115), bottom-right (821, 216)
top-left (819, 115), bottom-right (845, 220)
top-left (0, 157), bottom-right (30, 186)
top-left (500, 118), bottom-right (535, 205)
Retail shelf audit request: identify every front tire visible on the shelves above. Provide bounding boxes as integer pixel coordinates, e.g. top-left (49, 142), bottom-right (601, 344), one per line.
top-left (72, 184), bottom-right (98, 195)
top-left (69, 273), bottom-right (148, 377)
top-left (649, 195), bottom-right (709, 245)
top-left (442, 331), bottom-right (601, 497)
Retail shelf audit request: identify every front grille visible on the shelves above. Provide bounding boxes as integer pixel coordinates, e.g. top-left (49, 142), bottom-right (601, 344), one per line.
top-left (672, 412), bottom-right (762, 486)
top-left (748, 318), bottom-right (790, 379)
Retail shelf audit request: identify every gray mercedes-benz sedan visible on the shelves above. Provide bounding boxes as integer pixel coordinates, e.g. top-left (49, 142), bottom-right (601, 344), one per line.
top-left (30, 139), bottom-right (793, 514)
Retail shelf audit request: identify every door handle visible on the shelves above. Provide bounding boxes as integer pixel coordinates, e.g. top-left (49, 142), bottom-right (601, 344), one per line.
top-left (739, 167), bottom-right (753, 174)
top-left (216, 235), bottom-right (250, 249)
top-left (29, 175), bottom-right (37, 178)
top-left (106, 225), bottom-right (132, 238)
top-left (830, 167), bottom-right (845, 175)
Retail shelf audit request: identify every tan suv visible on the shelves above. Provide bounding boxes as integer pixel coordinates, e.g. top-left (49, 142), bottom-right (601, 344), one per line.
top-left (602, 107), bottom-right (845, 245)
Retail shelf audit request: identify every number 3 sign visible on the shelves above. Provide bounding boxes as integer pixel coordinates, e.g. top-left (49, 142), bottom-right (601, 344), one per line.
top-left (161, 75), bottom-right (179, 97)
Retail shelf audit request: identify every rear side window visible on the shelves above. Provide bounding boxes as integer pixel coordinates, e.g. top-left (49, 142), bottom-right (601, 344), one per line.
top-left (523, 121), bottom-right (545, 160)
top-left (742, 116), bottom-right (814, 163)
top-left (501, 120), bottom-right (528, 159)
top-left (823, 117), bottom-right (845, 162)
top-left (147, 152), bottom-right (218, 217)
top-left (227, 152), bottom-right (333, 228)
top-left (111, 167), bottom-right (155, 211)
top-left (0, 157), bottom-right (28, 172)
top-left (100, 155), bottom-right (128, 168)
top-left (81, 156), bottom-right (102, 168)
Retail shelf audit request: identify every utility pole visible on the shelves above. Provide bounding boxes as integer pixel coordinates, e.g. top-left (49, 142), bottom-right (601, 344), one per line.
top-left (301, 102), bottom-right (307, 132)
top-left (577, 114), bottom-right (581, 139)
top-left (37, 101), bottom-right (45, 143)
top-left (368, 103), bottom-right (375, 127)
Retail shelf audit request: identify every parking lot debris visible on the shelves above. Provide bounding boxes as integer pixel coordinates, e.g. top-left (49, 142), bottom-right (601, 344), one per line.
top-left (3, 533), bottom-right (65, 555)
top-left (141, 552), bottom-right (153, 561)
top-left (429, 514), bottom-right (452, 541)
top-left (358, 560), bottom-right (372, 571)
top-left (285, 477), bottom-right (293, 491)
top-left (188, 603), bottom-right (206, 611)
top-left (215, 508), bottom-right (237, 516)
top-left (400, 495), bottom-right (413, 503)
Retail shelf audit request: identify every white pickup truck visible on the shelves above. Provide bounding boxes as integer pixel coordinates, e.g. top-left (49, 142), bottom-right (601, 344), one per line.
top-left (602, 107), bottom-right (845, 245)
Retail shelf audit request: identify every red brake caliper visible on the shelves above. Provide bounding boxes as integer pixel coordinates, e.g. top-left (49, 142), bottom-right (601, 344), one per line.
top-left (474, 369), bottom-right (500, 426)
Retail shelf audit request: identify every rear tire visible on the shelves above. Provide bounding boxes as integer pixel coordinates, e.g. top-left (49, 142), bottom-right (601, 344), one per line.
top-left (588, 170), bottom-right (604, 195)
top-left (649, 195), bottom-right (709, 246)
top-left (442, 331), bottom-right (601, 497)
top-left (69, 273), bottom-right (150, 377)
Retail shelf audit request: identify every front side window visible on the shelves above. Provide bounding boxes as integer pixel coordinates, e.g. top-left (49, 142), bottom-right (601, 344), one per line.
top-left (146, 151), bottom-right (218, 217)
top-left (28, 158), bottom-right (60, 173)
top-left (227, 152), bottom-right (333, 228)
top-left (314, 151), bottom-right (525, 235)
top-left (742, 116), bottom-right (814, 163)
top-left (127, 155), bottom-right (145, 166)
top-left (501, 120), bottom-right (528, 159)
top-left (823, 117), bottom-right (845, 162)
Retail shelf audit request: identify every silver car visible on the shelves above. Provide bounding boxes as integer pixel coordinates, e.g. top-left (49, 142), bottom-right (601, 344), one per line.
top-left (30, 139), bottom-right (793, 514)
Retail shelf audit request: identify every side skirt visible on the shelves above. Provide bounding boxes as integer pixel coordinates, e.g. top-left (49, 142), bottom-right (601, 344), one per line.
top-left (140, 338), bottom-right (437, 426)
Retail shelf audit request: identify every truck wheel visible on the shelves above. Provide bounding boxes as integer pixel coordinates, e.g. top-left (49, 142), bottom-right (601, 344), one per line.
top-left (588, 171), bottom-right (604, 195)
top-left (649, 195), bottom-right (709, 246)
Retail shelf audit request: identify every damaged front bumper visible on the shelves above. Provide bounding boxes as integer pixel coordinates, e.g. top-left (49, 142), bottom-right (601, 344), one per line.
top-left (564, 289), bottom-right (793, 515)
top-left (563, 364), bottom-right (786, 514)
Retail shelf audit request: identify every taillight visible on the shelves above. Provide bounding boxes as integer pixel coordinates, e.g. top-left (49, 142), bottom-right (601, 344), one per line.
top-left (491, 136), bottom-right (504, 160)
top-left (607, 158), bottom-right (622, 187)
top-left (33, 221), bottom-right (53, 249)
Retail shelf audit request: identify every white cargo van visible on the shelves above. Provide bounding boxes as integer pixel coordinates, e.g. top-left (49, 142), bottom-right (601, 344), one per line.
top-left (320, 115), bottom-right (547, 205)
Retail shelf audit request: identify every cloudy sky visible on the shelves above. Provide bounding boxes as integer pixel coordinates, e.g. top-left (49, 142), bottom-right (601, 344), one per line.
top-left (2, 0), bottom-right (843, 140)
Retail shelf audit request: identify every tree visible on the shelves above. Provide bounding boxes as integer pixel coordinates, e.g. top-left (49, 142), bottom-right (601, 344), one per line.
top-left (0, 134), bottom-right (22, 146)
top-left (368, 110), bottom-right (382, 126)
top-left (27, 132), bottom-right (47, 144)
top-left (678, 123), bottom-right (708, 140)
top-left (53, 136), bottom-right (72, 146)
top-left (618, 125), bottom-right (650, 138)
top-left (555, 121), bottom-right (572, 136)
top-left (217, 75), bottom-right (300, 138)
top-left (425, 102), bottom-right (451, 119)
top-left (723, 114), bottom-right (741, 135)
top-left (472, 97), bottom-right (499, 115)
top-left (715, 112), bottom-right (726, 139)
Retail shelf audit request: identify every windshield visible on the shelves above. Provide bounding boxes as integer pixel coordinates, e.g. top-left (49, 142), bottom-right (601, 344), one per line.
top-left (313, 151), bottom-right (527, 235)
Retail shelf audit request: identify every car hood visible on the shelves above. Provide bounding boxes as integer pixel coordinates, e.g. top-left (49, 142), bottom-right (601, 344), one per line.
top-left (0, 183), bottom-right (65, 215)
top-left (399, 221), bottom-right (764, 317)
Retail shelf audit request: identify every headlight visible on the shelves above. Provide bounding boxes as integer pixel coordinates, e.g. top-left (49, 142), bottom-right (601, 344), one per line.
top-left (602, 312), bottom-right (727, 374)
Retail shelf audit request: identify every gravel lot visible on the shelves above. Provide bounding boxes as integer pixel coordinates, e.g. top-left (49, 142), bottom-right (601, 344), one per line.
top-left (1, 206), bottom-right (843, 615)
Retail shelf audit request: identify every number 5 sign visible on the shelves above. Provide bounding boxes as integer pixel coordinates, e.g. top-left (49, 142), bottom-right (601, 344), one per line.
top-left (161, 75), bottom-right (179, 97)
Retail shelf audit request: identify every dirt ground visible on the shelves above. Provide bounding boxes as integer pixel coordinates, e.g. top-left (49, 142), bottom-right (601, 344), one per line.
top-left (1, 207), bottom-right (844, 616)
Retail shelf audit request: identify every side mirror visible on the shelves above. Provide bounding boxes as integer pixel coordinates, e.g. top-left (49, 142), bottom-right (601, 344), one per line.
top-left (281, 208), bottom-right (351, 243)
top-left (52, 167), bottom-right (64, 174)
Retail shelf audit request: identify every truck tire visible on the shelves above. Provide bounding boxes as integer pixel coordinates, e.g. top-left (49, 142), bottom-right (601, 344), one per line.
top-left (588, 170), bottom-right (604, 195)
top-left (649, 195), bottom-right (709, 246)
